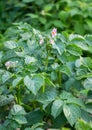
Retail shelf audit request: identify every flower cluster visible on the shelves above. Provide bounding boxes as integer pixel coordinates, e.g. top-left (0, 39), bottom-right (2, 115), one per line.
top-left (5, 61), bottom-right (18, 69)
top-left (39, 28), bottom-right (57, 45)
top-left (51, 28), bottom-right (57, 38)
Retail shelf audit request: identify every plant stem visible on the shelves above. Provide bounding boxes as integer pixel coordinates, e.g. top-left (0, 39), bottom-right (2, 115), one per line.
top-left (58, 71), bottom-right (62, 88)
top-left (45, 42), bottom-right (48, 70)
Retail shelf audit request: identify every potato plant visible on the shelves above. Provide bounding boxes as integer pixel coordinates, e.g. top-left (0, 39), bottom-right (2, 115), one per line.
top-left (0, 23), bottom-right (92, 130)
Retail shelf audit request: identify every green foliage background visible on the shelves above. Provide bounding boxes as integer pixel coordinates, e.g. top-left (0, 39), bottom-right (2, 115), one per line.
top-left (0, 0), bottom-right (92, 34)
top-left (0, 0), bottom-right (92, 130)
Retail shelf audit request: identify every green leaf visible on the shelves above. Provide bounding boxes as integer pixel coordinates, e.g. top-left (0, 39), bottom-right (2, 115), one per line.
top-left (52, 39), bottom-right (65, 55)
top-left (2, 71), bottom-right (13, 83)
top-left (37, 86), bottom-right (57, 105)
top-left (53, 20), bottom-right (64, 28)
top-left (51, 99), bottom-right (63, 118)
top-left (15, 51), bottom-right (27, 57)
top-left (14, 115), bottom-right (27, 124)
top-left (24, 75), bottom-right (44, 95)
top-left (52, 112), bottom-right (67, 128)
top-left (59, 64), bottom-right (72, 77)
top-left (85, 34), bottom-right (92, 46)
top-left (10, 104), bottom-right (26, 115)
top-left (63, 104), bottom-right (81, 126)
top-left (60, 91), bottom-right (73, 100)
top-left (75, 119), bottom-right (92, 130)
top-left (67, 44), bottom-right (82, 56)
top-left (12, 77), bottom-right (22, 87)
top-left (66, 98), bottom-right (84, 108)
top-left (75, 58), bottom-right (83, 68)
top-left (0, 95), bottom-right (14, 107)
top-left (25, 55), bottom-right (36, 64)
top-left (83, 78), bottom-right (92, 90)
top-left (4, 41), bottom-right (17, 49)
top-left (26, 109), bottom-right (43, 126)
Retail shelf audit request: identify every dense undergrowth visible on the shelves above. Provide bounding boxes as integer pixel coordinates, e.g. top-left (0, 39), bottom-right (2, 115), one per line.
top-left (0, 23), bottom-right (92, 129)
top-left (0, 0), bottom-right (92, 130)
top-left (0, 0), bottom-right (92, 34)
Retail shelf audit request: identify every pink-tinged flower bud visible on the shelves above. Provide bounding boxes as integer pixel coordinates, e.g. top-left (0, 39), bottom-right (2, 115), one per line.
top-left (50, 39), bottom-right (54, 45)
top-left (39, 38), bottom-right (44, 45)
top-left (51, 28), bottom-right (57, 38)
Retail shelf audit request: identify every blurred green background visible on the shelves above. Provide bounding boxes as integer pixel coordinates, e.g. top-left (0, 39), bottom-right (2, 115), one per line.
top-left (0, 0), bottom-right (92, 35)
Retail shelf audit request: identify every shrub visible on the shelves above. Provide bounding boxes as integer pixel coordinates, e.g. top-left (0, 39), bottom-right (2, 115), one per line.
top-left (0, 23), bottom-right (92, 129)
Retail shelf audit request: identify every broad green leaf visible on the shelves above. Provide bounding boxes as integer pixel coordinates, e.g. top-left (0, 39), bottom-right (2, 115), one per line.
top-left (44, 4), bottom-right (54, 12)
top-left (37, 86), bottom-right (57, 105)
top-left (69, 34), bottom-right (84, 41)
top-left (66, 98), bottom-right (84, 108)
top-left (74, 21), bottom-right (85, 35)
top-left (14, 115), bottom-right (27, 124)
top-left (26, 109), bottom-right (43, 126)
top-left (63, 104), bottom-right (81, 126)
top-left (24, 75), bottom-right (44, 95)
top-left (53, 20), bottom-right (64, 28)
top-left (12, 77), bottom-right (23, 87)
top-left (83, 78), bottom-right (92, 90)
top-left (15, 51), bottom-right (27, 57)
top-left (52, 39), bottom-right (65, 55)
top-left (0, 95), bottom-right (14, 107)
top-left (27, 13), bottom-right (38, 18)
top-left (85, 34), bottom-right (92, 46)
top-left (25, 55), bottom-right (36, 64)
top-left (76, 68), bottom-right (92, 80)
top-left (2, 71), bottom-right (13, 83)
top-left (82, 57), bottom-right (92, 69)
top-left (67, 44), bottom-right (82, 56)
top-left (60, 91), bottom-right (73, 100)
top-left (59, 64), bottom-right (72, 77)
top-left (75, 58), bottom-right (83, 68)
top-left (51, 99), bottom-right (63, 118)
top-left (20, 32), bottom-right (32, 40)
top-left (52, 112), bottom-right (67, 129)
top-left (10, 104), bottom-right (26, 115)
top-left (4, 41), bottom-right (17, 49)
top-left (64, 77), bottom-right (75, 90)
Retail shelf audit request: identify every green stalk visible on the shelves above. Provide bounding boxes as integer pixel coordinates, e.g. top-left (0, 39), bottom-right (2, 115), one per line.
top-left (45, 41), bottom-right (48, 70)
top-left (58, 71), bottom-right (62, 88)
top-left (17, 85), bottom-right (21, 104)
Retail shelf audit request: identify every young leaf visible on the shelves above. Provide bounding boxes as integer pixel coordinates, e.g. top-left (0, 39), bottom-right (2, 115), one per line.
top-left (67, 44), bottom-right (82, 56)
top-left (63, 104), bottom-right (81, 126)
top-left (10, 104), bottom-right (26, 115)
top-left (25, 55), bottom-right (36, 64)
top-left (83, 78), bottom-right (92, 90)
top-left (12, 77), bottom-right (22, 87)
top-left (51, 99), bottom-right (63, 118)
top-left (4, 41), bottom-right (17, 49)
top-left (24, 75), bottom-right (44, 95)
top-left (14, 115), bottom-right (27, 124)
